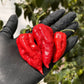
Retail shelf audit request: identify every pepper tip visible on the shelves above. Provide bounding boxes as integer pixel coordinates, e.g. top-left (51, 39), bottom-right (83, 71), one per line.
top-left (45, 64), bottom-right (49, 69)
top-left (39, 68), bottom-right (44, 75)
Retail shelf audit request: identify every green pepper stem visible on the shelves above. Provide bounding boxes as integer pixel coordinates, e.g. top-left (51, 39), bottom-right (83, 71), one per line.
top-left (36, 12), bottom-right (46, 25)
top-left (26, 25), bottom-right (32, 32)
top-left (61, 29), bottom-right (75, 32)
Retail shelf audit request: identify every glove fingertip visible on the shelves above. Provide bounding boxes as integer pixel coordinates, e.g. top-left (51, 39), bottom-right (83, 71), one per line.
top-left (2, 14), bottom-right (18, 38)
top-left (41, 9), bottom-right (65, 26)
top-left (68, 12), bottom-right (76, 19)
top-left (63, 22), bottom-right (79, 38)
top-left (9, 14), bottom-right (18, 21)
top-left (58, 9), bottom-right (65, 13)
top-left (6, 14), bottom-right (18, 29)
top-left (66, 35), bottom-right (78, 52)
top-left (69, 35), bottom-right (78, 44)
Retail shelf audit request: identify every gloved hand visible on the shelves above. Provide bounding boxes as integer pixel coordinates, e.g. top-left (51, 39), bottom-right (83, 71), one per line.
top-left (0, 9), bottom-right (78, 84)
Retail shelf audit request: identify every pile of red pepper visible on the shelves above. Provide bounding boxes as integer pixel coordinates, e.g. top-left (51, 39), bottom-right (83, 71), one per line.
top-left (16, 24), bottom-right (67, 75)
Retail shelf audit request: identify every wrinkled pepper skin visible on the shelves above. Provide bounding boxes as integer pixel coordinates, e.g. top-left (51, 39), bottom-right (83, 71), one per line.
top-left (32, 24), bottom-right (54, 68)
top-left (53, 32), bottom-right (67, 63)
top-left (16, 33), bottom-right (43, 74)
top-left (16, 23), bottom-right (67, 74)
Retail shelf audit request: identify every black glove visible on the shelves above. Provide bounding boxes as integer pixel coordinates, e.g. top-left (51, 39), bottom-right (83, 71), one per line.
top-left (0, 9), bottom-right (78, 84)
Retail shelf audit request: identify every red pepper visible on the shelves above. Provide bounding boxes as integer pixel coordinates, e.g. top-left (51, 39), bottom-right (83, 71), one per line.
top-left (53, 32), bottom-right (67, 63)
top-left (16, 24), bottom-right (67, 74)
top-left (16, 33), bottom-right (43, 74)
top-left (32, 24), bottom-right (54, 68)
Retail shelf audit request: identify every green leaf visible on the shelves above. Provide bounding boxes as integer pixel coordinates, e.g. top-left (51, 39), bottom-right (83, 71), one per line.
top-left (51, 0), bottom-right (59, 10)
top-left (30, 13), bottom-right (37, 26)
top-left (62, 79), bottom-right (71, 84)
top-left (31, 0), bottom-right (37, 7)
top-left (20, 29), bottom-right (26, 34)
top-left (28, 12), bottom-right (33, 21)
top-left (52, 64), bottom-right (59, 70)
top-left (77, 69), bottom-right (84, 76)
top-left (25, 0), bottom-right (31, 2)
top-left (47, 81), bottom-right (56, 84)
top-left (15, 3), bottom-right (22, 17)
top-left (72, 78), bottom-right (81, 84)
top-left (35, 0), bottom-right (44, 7)
top-left (0, 20), bottom-right (3, 30)
top-left (20, 25), bottom-right (32, 34)
top-left (80, 0), bottom-right (84, 5)
top-left (23, 4), bottom-right (33, 19)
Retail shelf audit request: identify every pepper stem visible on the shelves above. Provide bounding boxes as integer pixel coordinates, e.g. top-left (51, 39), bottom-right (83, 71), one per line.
top-left (36, 12), bottom-right (46, 25)
top-left (26, 25), bottom-right (32, 32)
top-left (61, 29), bottom-right (75, 32)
